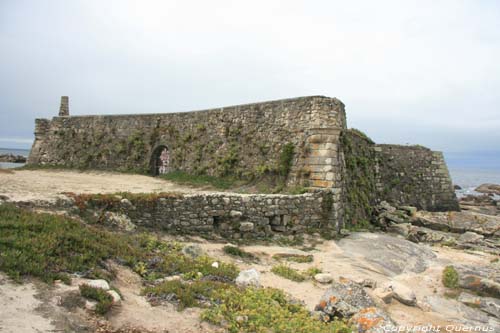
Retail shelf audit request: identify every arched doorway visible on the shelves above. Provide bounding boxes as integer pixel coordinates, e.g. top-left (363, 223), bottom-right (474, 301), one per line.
top-left (150, 145), bottom-right (171, 176)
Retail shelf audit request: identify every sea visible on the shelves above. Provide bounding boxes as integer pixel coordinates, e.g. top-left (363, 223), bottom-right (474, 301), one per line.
top-left (1, 147), bottom-right (499, 198)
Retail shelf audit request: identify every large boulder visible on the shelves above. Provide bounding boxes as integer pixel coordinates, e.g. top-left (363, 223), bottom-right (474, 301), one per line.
top-left (315, 279), bottom-right (376, 319)
top-left (235, 269), bottom-right (260, 287)
top-left (452, 265), bottom-right (500, 298)
top-left (181, 244), bottom-right (204, 258)
top-left (315, 278), bottom-right (396, 331)
top-left (458, 292), bottom-right (500, 319)
top-left (423, 295), bottom-right (499, 329)
top-left (381, 281), bottom-right (416, 306)
top-left (414, 211), bottom-right (500, 237)
top-left (349, 307), bottom-right (396, 333)
top-left (476, 184), bottom-right (500, 196)
top-left (338, 233), bottom-right (436, 276)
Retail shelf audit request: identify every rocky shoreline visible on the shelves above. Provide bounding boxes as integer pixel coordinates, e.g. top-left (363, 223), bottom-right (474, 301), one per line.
top-left (0, 153), bottom-right (26, 163)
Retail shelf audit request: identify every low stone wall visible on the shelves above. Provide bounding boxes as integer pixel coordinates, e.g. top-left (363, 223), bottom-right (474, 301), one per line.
top-left (74, 190), bottom-right (337, 239)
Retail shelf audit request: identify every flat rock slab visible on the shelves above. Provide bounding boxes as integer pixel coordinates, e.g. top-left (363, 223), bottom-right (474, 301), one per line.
top-left (338, 232), bottom-right (436, 276)
top-left (415, 211), bottom-right (500, 237)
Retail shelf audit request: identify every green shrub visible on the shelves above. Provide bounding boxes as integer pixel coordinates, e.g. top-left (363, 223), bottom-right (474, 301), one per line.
top-left (304, 267), bottom-right (322, 278)
top-left (223, 246), bottom-right (256, 260)
top-left (202, 287), bottom-right (352, 333)
top-left (0, 204), bottom-right (144, 282)
top-left (278, 143), bottom-right (295, 178)
top-left (0, 204), bottom-right (237, 283)
top-left (271, 264), bottom-right (306, 282)
top-left (79, 284), bottom-right (114, 315)
top-left (143, 279), bottom-right (228, 310)
top-left (442, 266), bottom-right (459, 289)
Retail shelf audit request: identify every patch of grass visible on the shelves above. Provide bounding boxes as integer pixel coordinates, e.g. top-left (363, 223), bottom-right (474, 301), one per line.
top-left (442, 266), bottom-right (459, 289)
top-left (202, 286), bottom-right (352, 333)
top-left (304, 267), bottom-right (322, 278)
top-left (271, 264), bottom-right (306, 282)
top-left (0, 204), bottom-right (145, 282)
top-left (222, 246), bottom-right (256, 260)
top-left (0, 204), bottom-right (238, 283)
top-left (79, 284), bottom-right (114, 315)
top-left (272, 253), bottom-right (313, 263)
top-left (160, 171), bottom-right (239, 190)
top-left (143, 279), bottom-right (229, 310)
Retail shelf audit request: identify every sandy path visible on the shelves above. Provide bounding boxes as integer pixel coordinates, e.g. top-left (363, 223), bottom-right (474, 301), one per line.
top-left (0, 169), bottom-right (207, 202)
top-left (0, 274), bottom-right (56, 333)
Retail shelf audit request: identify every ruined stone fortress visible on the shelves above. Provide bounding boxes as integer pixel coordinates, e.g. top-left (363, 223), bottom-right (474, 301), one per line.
top-left (28, 96), bottom-right (459, 237)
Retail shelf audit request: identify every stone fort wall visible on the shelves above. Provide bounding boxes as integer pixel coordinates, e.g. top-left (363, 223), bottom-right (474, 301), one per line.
top-left (28, 96), bottom-right (458, 233)
top-left (29, 96), bottom-right (346, 190)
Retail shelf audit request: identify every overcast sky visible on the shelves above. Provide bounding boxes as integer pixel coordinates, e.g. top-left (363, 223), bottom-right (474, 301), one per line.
top-left (1, 0), bottom-right (499, 153)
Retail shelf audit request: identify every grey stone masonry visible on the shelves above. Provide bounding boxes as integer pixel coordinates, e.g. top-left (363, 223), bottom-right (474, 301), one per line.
top-left (58, 96), bottom-right (69, 117)
top-left (76, 191), bottom-right (338, 239)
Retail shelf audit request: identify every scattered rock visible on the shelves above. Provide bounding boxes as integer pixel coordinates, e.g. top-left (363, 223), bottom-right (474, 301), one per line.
top-left (181, 244), bottom-right (203, 258)
top-left (372, 287), bottom-right (393, 304)
top-left (458, 231), bottom-right (484, 244)
top-left (423, 295), bottom-right (497, 328)
top-left (407, 226), bottom-right (457, 245)
top-left (211, 262), bottom-right (219, 269)
top-left (315, 279), bottom-right (376, 318)
top-left (414, 211), bottom-right (500, 237)
top-left (235, 269), bottom-right (260, 287)
top-left (0, 154), bottom-right (26, 163)
top-left (360, 278), bottom-right (377, 289)
top-left (107, 290), bottom-right (121, 303)
top-left (454, 185), bottom-right (462, 190)
top-left (381, 281), bottom-right (416, 306)
top-left (398, 206), bottom-right (417, 216)
top-left (85, 300), bottom-right (97, 311)
top-left (349, 307), bottom-right (396, 333)
top-left (476, 184), bottom-right (500, 196)
top-left (80, 279), bottom-right (110, 291)
top-left (103, 211), bottom-right (136, 231)
top-left (314, 273), bottom-right (333, 284)
top-left (453, 265), bottom-right (500, 298)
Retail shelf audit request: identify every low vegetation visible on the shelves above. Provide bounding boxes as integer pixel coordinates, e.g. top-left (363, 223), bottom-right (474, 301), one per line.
top-left (0, 204), bottom-right (238, 283)
top-left (0, 203), bottom-right (143, 282)
top-left (442, 265), bottom-right (459, 289)
top-left (222, 245), bottom-right (257, 260)
top-left (79, 284), bottom-right (114, 315)
top-left (160, 170), bottom-right (239, 190)
top-left (143, 279), bottom-right (229, 310)
top-left (1, 204), bottom-right (352, 332)
top-left (202, 286), bottom-right (352, 333)
top-left (271, 264), bottom-right (306, 282)
top-left (272, 253), bottom-right (313, 263)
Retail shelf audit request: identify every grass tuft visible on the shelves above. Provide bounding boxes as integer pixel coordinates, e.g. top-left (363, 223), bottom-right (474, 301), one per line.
top-left (79, 284), bottom-right (114, 315)
top-left (271, 264), bottom-right (306, 282)
top-left (222, 246), bottom-right (256, 260)
top-left (442, 266), bottom-right (459, 289)
top-left (272, 253), bottom-right (313, 263)
top-left (160, 171), bottom-right (239, 190)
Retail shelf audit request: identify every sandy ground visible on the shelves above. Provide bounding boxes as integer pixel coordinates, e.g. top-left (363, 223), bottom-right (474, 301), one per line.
top-left (194, 236), bottom-right (496, 328)
top-left (0, 169), bottom-right (208, 202)
top-left (0, 274), bottom-right (56, 333)
top-left (0, 235), bottom-right (496, 332)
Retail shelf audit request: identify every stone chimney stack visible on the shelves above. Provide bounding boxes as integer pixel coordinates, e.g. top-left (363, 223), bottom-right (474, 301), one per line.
top-left (58, 96), bottom-right (69, 116)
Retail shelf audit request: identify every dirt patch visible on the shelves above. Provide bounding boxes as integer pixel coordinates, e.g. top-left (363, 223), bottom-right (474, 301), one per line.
top-left (0, 274), bottom-right (56, 333)
top-left (0, 170), bottom-right (211, 202)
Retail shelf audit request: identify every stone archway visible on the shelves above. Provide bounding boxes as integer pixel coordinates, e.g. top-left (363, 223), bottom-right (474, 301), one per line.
top-left (150, 145), bottom-right (171, 176)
